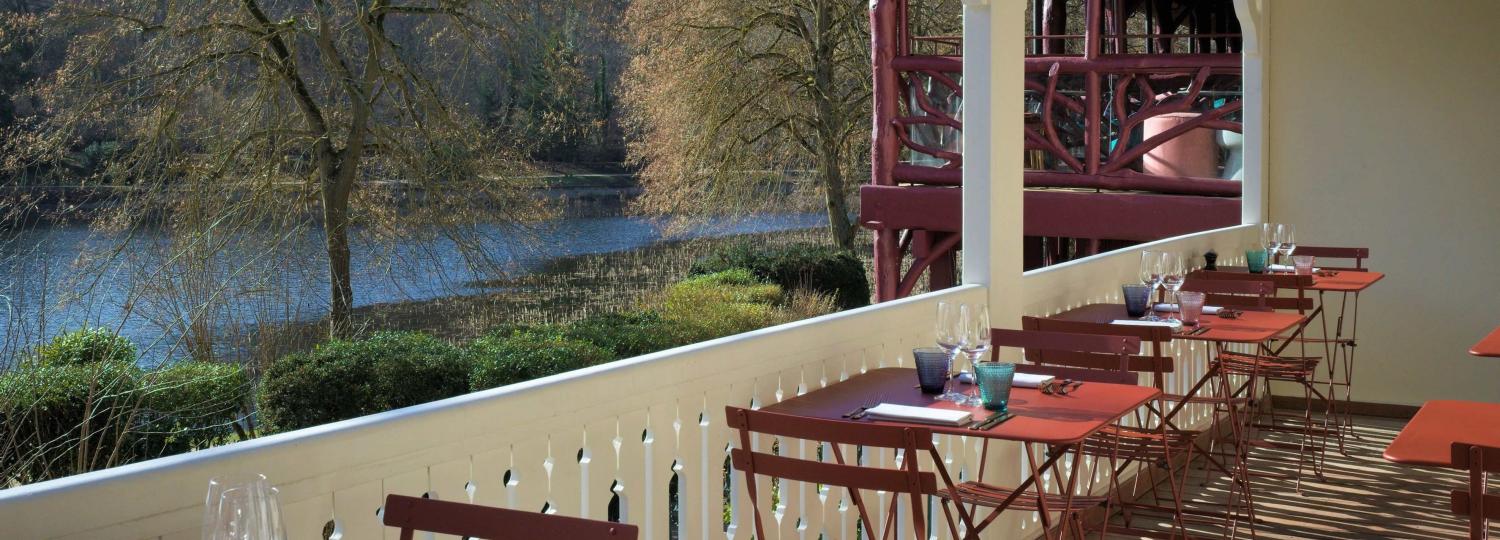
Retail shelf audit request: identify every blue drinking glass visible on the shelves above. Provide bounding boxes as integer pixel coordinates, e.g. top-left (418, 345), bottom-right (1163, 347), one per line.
top-left (1122, 284), bottom-right (1152, 318)
top-left (913, 347), bottom-right (950, 395)
top-left (975, 362), bottom-right (1017, 411)
top-left (1246, 248), bottom-right (1269, 273)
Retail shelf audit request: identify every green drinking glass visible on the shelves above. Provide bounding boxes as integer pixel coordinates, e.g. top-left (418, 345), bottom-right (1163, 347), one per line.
top-left (1245, 248), bottom-right (1269, 274)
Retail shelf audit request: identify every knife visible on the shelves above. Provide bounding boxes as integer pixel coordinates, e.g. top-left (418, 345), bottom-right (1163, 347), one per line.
top-left (967, 411), bottom-right (1004, 430)
top-left (971, 412), bottom-right (1015, 431)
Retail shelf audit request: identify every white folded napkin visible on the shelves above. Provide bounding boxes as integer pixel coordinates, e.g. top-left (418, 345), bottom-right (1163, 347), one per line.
top-left (1267, 264), bottom-right (1319, 273)
top-left (1012, 373), bottom-right (1055, 388)
top-left (1110, 319), bottom-right (1183, 330)
top-left (863, 404), bottom-right (972, 426)
top-left (1153, 303), bottom-right (1223, 315)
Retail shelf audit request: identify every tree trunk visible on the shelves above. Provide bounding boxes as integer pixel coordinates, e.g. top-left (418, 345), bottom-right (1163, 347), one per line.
top-left (321, 165), bottom-right (355, 339)
top-left (817, 147), bottom-right (856, 250)
top-left (813, 0), bottom-right (856, 251)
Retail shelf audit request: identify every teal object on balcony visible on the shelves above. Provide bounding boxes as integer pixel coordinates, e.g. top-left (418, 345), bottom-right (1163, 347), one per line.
top-left (975, 362), bottom-right (1017, 411)
top-left (1245, 249), bottom-right (1269, 273)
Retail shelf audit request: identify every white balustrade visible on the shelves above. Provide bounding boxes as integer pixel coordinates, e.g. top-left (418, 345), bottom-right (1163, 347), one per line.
top-left (0, 226), bottom-right (1257, 540)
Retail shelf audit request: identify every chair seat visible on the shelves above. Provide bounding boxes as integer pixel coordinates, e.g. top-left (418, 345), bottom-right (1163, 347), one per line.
top-left (1079, 424), bottom-right (1197, 460)
top-left (941, 481), bottom-right (1109, 512)
top-left (1216, 352), bottom-right (1320, 378)
top-left (1161, 392), bottom-right (1249, 406)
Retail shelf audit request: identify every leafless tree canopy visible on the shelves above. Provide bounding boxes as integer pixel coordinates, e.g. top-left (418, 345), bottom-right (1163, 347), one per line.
top-left (4, 0), bottom-right (554, 337)
top-left (620, 0), bottom-right (873, 249)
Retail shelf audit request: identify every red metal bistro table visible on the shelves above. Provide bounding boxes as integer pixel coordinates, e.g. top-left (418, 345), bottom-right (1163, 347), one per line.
top-left (1208, 267), bottom-right (1386, 445)
top-left (1384, 400), bottom-right (1500, 539)
top-left (763, 367), bottom-right (1159, 538)
top-left (1471, 326), bottom-right (1500, 358)
top-left (1048, 304), bottom-right (1306, 535)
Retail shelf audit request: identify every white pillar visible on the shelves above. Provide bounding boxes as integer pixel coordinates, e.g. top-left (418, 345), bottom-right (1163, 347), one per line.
top-left (961, 0), bottom-right (1025, 327)
top-left (1234, 0), bottom-right (1269, 224)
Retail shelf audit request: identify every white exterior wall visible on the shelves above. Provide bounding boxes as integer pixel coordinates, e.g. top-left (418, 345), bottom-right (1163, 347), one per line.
top-left (1265, 0), bottom-right (1500, 406)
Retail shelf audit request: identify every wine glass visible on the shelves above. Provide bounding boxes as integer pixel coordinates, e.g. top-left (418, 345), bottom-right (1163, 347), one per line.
top-left (936, 301), bottom-right (960, 354)
top-left (1260, 222), bottom-right (1279, 255)
top-left (1276, 224), bottom-right (1296, 265)
top-left (957, 304), bottom-right (991, 407)
top-left (1160, 253), bottom-right (1185, 320)
top-left (1138, 250), bottom-right (1163, 320)
top-left (203, 474), bottom-right (285, 540)
top-left (938, 304), bottom-right (972, 402)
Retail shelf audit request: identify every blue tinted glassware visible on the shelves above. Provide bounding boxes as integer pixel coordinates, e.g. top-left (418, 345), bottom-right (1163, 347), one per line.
top-left (975, 362), bottom-right (1017, 412)
top-left (1245, 248), bottom-right (1269, 273)
top-left (913, 347), bottom-right (950, 395)
top-left (1122, 284), bottom-right (1152, 318)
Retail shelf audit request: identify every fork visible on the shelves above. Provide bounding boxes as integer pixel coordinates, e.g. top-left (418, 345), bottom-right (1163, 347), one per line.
top-left (847, 394), bottom-right (885, 420)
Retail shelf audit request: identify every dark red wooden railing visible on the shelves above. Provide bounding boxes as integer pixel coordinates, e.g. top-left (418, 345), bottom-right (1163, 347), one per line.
top-left (864, 0), bottom-right (1244, 301)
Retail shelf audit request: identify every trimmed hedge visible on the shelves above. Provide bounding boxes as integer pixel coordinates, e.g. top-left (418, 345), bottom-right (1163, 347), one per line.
top-left (257, 332), bottom-right (470, 432)
top-left (689, 242), bottom-right (870, 310)
top-left (0, 360), bottom-right (142, 482)
top-left (565, 311), bottom-right (685, 359)
top-left (469, 326), bottom-right (612, 390)
top-left (139, 361), bottom-right (250, 455)
top-left (31, 327), bottom-right (138, 367)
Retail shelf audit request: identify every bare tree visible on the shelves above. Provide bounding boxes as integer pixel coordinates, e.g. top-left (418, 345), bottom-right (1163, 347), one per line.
top-left (620, 0), bottom-right (871, 249)
top-left (7, 0), bottom-right (543, 338)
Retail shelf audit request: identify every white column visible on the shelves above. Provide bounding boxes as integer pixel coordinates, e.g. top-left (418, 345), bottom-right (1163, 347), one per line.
top-left (961, 0), bottom-right (1024, 327)
top-left (1234, 0), bottom-right (1269, 224)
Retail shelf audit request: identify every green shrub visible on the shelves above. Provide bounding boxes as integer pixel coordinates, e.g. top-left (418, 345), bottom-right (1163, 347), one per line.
top-left (690, 242), bottom-right (870, 309)
top-left (138, 361), bottom-right (250, 454)
top-left (31, 328), bottom-right (138, 367)
top-left (658, 270), bottom-right (791, 342)
top-left (565, 311), bottom-right (685, 359)
top-left (469, 328), bottom-right (612, 390)
top-left (257, 332), bottom-right (470, 432)
top-left (0, 360), bottom-right (143, 483)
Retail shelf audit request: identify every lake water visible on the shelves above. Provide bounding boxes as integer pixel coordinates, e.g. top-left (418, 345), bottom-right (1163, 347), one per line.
top-left (0, 212), bottom-right (825, 365)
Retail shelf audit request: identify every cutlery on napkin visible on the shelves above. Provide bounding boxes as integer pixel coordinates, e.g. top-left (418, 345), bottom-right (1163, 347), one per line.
top-left (1152, 303), bottom-right (1224, 315)
top-left (861, 404), bottom-right (972, 426)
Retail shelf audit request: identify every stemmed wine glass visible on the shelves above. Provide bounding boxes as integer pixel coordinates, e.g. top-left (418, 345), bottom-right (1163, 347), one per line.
top-left (203, 474), bottom-right (285, 540)
top-left (956, 304), bottom-right (991, 407)
top-left (935, 302), bottom-right (962, 401)
top-left (1276, 224), bottom-right (1297, 266)
top-left (1139, 250), bottom-right (1163, 320)
top-left (1159, 253), bottom-right (1185, 320)
top-left (1261, 223), bottom-right (1279, 256)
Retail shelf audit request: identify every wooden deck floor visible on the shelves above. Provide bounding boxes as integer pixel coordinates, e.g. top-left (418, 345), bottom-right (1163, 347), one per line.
top-left (1103, 414), bottom-right (1498, 539)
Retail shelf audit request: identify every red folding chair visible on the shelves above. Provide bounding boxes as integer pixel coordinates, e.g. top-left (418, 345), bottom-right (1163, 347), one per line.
top-left (1186, 274), bottom-right (1332, 492)
top-left (725, 406), bottom-right (968, 539)
top-left (381, 494), bottom-right (638, 540)
top-left (936, 328), bottom-right (1142, 539)
top-left (1451, 442), bottom-right (1500, 540)
top-left (1023, 316), bottom-right (1204, 537)
top-left (1289, 245), bottom-right (1373, 448)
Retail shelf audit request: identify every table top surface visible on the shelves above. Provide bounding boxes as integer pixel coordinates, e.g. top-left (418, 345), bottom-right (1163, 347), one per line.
top-left (1471, 326), bottom-right (1500, 358)
top-left (1383, 400), bottom-right (1500, 468)
top-left (761, 368), bottom-right (1161, 446)
top-left (1211, 266), bottom-right (1385, 292)
top-left (1049, 303), bottom-right (1306, 344)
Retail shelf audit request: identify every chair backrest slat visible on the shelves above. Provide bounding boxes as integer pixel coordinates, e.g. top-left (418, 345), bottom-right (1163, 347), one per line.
top-left (1451, 442), bottom-right (1500, 473)
top-left (1294, 245), bottom-right (1369, 270)
top-left (1021, 317), bottom-right (1173, 374)
top-left (990, 328), bottom-right (1140, 356)
top-left (1011, 363), bottom-right (1141, 385)
top-left (382, 494), bottom-right (638, 539)
top-left (725, 407), bottom-right (935, 450)
top-left (1449, 491), bottom-right (1500, 520)
top-left (732, 449), bottom-right (938, 494)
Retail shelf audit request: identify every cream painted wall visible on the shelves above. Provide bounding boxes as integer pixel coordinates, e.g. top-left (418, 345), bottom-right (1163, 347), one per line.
top-left (1267, 0), bottom-right (1500, 406)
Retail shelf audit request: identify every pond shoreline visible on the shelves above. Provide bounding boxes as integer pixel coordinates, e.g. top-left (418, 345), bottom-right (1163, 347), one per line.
top-left (260, 226), bottom-right (859, 364)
